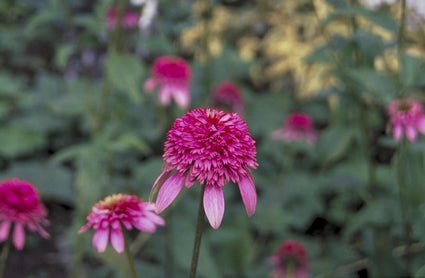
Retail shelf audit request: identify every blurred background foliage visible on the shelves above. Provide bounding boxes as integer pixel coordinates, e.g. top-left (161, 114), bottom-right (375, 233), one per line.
top-left (2, 0), bottom-right (425, 277)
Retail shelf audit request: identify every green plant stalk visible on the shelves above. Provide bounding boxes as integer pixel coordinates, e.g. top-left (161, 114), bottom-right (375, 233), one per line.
top-left (164, 208), bottom-right (174, 278)
top-left (397, 0), bottom-right (407, 96)
top-left (189, 186), bottom-right (206, 278)
top-left (124, 230), bottom-right (138, 278)
top-left (396, 139), bottom-right (413, 276)
top-left (0, 238), bottom-right (10, 278)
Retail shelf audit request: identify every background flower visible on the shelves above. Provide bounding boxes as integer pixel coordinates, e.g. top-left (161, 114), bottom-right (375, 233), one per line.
top-left (272, 112), bottom-right (317, 145)
top-left (0, 178), bottom-right (49, 250)
top-left (388, 98), bottom-right (425, 142)
top-left (269, 240), bottom-right (309, 278)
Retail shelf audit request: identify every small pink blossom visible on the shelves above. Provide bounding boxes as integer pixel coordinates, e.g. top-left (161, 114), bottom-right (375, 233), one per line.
top-left (106, 6), bottom-right (140, 30)
top-left (79, 194), bottom-right (165, 253)
top-left (144, 56), bottom-right (191, 109)
top-left (151, 108), bottom-right (258, 229)
top-left (272, 112), bottom-right (317, 145)
top-left (269, 240), bottom-right (309, 278)
top-left (388, 99), bottom-right (425, 142)
top-left (0, 178), bottom-right (49, 250)
top-left (212, 81), bottom-right (244, 113)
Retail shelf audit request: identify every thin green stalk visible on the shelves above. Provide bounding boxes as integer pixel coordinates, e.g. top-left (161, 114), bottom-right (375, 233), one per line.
top-left (396, 139), bottom-right (413, 276)
top-left (397, 0), bottom-right (407, 96)
top-left (164, 208), bottom-right (174, 278)
top-left (0, 238), bottom-right (10, 278)
top-left (189, 186), bottom-right (206, 278)
top-left (124, 230), bottom-right (138, 278)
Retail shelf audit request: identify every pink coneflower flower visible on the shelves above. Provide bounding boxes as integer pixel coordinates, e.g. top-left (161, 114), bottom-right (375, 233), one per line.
top-left (388, 98), bottom-right (425, 142)
top-left (106, 6), bottom-right (140, 30)
top-left (144, 56), bottom-right (191, 109)
top-left (269, 240), bottom-right (309, 278)
top-left (151, 108), bottom-right (258, 229)
top-left (79, 194), bottom-right (165, 253)
top-left (0, 178), bottom-right (49, 250)
top-left (212, 81), bottom-right (244, 113)
top-left (272, 112), bottom-right (317, 145)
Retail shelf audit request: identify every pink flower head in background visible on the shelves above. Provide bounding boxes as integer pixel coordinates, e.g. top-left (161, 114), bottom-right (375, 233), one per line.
top-left (388, 99), bottom-right (425, 142)
top-left (0, 178), bottom-right (49, 250)
top-left (79, 194), bottom-right (165, 253)
top-left (212, 81), bottom-right (244, 113)
top-left (269, 240), bottom-right (309, 278)
top-left (152, 108), bottom-right (258, 229)
top-left (106, 6), bottom-right (140, 30)
top-left (272, 112), bottom-right (317, 145)
top-left (144, 56), bottom-right (192, 109)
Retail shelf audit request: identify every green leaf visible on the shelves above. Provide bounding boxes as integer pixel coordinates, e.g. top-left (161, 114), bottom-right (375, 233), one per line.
top-left (0, 125), bottom-right (45, 158)
top-left (400, 53), bottom-right (424, 89)
top-left (318, 126), bottom-right (356, 166)
top-left (55, 44), bottom-right (75, 69)
top-left (106, 53), bottom-right (145, 104)
top-left (108, 134), bottom-right (151, 154)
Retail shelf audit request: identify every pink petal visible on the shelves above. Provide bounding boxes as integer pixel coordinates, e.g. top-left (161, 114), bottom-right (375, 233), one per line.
top-left (133, 218), bottom-right (156, 233)
top-left (203, 184), bottom-right (225, 229)
top-left (155, 172), bottom-right (185, 213)
top-left (150, 167), bottom-right (172, 202)
top-left (110, 226), bottom-right (125, 253)
top-left (159, 85), bottom-right (173, 106)
top-left (144, 211), bottom-right (166, 226)
top-left (172, 86), bottom-right (190, 109)
top-left (238, 174), bottom-right (257, 216)
top-left (405, 124), bottom-right (417, 142)
top-left (13, 223), bottom-right (25, 250)
top-left (93, 228), bottom-right (109, 253)
top-left (417, 116), bottom-right (425, 134)
top-left (0, 221), bottom-right (11, 242)
top-left (143, 77), bottom-right (158, 92)
top-left (393, 124), bottom-right (403, 141)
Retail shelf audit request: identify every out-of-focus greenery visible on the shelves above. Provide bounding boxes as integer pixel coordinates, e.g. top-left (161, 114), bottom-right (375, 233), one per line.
top-left (2, 0), bottom-right (425, 277)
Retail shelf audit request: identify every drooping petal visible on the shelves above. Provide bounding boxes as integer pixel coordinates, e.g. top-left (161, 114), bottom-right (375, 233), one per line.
top-left (110, 225), bottom-right (125, 253)
top-left (93, 228), bottom-right (110, 253)
top-left (144, 211), bottom-right (166, 226)
top-left (0, 221), bottom-right (11, 242)
top-left (393, 123), bottom-right (403, 141)
top-left (150, 166), bottom-right (173, 202)
top-left (172, 86), bottom-right (190, 109)
top-left (405, 124), bottom-right (417, 142)
top-left (238, 174), bottom-right (257, 216)
top-left (143, 77), bottom-right (158, 92)
top-left (203, 184), bottom-right (225, 229)
top-left (155, 172), bottom-right (185, 213)
top-left (133, 218), bottom-right (156, 233)
top-left (417, 116), bottom-right (425, 134)
top-left (13, 223), bottom-right (25, 250)
top-left (158, 85), bottom-right (172, 106)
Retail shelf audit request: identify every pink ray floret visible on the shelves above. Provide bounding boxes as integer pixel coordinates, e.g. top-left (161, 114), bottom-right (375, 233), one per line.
top-left (272, 112), bottom-right (317, 145)
top-left (0, 178), bottom-right (49, 250)
top-left (151, 108), bottom-right (258, 229)
top-left (269, 240), bottom-right (310, 278)
top-left (79, 194), bottom-right (165, 253)
top-left (144, 56), bottom-right (192, 109)
top-left (106, 6), bottom-right (140, 30)
top-left (388, 98), bottom-right (425, 142)
top-left (211, 81), bottom-right (244, 113)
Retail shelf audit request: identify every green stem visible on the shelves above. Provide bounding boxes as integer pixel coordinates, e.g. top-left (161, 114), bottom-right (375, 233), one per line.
top-left (164, 208), bottom-right (174, 278)
top-left (0, 238), bottom-right (10, 278)
top-left (397, 0), bottom-right (407, 96)
top-left (189, 186), bottom-right (206, 278)
top-left (396, 139), bottom-right (412, 276)
top-left (124, 231), bottom-right (138, 278)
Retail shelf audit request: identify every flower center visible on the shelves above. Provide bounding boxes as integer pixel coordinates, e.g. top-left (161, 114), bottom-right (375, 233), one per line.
top-left (397, 101), bottom-right (412, 112)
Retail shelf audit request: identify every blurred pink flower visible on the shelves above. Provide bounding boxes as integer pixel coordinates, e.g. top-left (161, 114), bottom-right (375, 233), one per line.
top-left (0, 178), bottom-right (49, 250)
top-left (269, 240), bottom-right (309, 278)
top-left (212, 81), bottom-right (244, 113)
top-left (144, 56), bottom-right (191, 109)
top-left (388, 98), bottom-right (425, 142)
top-left (272, 112), bottom-right (317, 145)
top-left (79, 194), bottom-right (165, 253)
top-left (152, 108), bottom-right (258, 229)
top-left (106, 6), bottom-right (140, 30)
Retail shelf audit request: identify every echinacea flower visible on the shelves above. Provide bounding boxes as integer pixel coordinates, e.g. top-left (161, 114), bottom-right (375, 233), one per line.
top-left (79, 194), bottom-right (165, 253)
top-left (106, 6), bottom-right (140, 30)
top-left (388, 98), bottom-right (425, 142)
top-left (144, 56), bottom-right (191, 109)
top-left (0, 178), bottom-right (49, 250)
top-left (272, 112), bottom-right (317, 145)
top-left (269, 240), bottom-right (309, 278)
top-left (151, 108), bottom-right (258, 229)
top-left (212, 81), bottom-right (244, 113)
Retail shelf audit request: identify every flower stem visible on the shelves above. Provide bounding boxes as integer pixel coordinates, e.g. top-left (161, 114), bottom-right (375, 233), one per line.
top-left (0, 238), bottom-right (10, 278)
top-left (124, 230), bottom-right (138, 278)
top-left (189, 186), bottom-right (206, 278)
